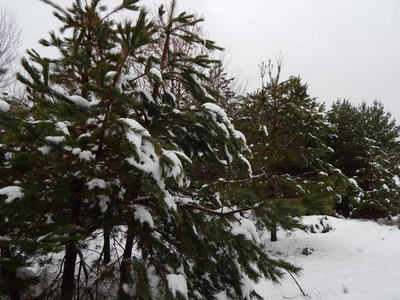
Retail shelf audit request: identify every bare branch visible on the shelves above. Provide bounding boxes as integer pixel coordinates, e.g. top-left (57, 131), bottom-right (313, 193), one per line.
top-left (0, 6), bottom-right (21, 90)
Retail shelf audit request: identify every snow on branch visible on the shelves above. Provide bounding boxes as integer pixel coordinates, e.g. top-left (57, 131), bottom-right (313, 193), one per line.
top-left (0, 186), bottom-right (24, 203)
top-left (68, 95), bottom-right (100, 107)
top-left (180, 202), bottom-right (261, 217)
top-left (0, 100), bottom-right (10, 112)
top-left (167, 274), bottom-right (188, 298)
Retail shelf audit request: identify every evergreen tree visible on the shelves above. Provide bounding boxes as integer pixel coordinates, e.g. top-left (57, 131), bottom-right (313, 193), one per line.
top-left (0, 1), bottom-right (298, 299)
top-left (235, 60), bottom-right (358, 241)
top-left (0, 92), bottom-right (32, 300)
top-left (327, 99), bottom-right (400, 218)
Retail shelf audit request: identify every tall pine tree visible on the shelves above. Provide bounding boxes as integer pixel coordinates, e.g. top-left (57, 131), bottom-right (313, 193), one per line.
top-left (327, 99), bottom-right (400, 218)
top-left (0, 1), bottom-right (298, 299)
top-left (235, 60), bottom-right (359, 241)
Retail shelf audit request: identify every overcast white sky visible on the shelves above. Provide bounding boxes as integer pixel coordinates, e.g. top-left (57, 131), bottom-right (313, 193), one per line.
top-left (4, 0), bottom-right (400, 121)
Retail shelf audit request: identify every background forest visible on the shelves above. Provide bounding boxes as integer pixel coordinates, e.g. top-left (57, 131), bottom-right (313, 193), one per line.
top-left (0, 0), bottom-right (399, 299)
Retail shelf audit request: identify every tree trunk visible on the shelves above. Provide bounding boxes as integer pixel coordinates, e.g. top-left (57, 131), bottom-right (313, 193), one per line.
top-left (1, 271), bottom-right (21, 300)
top-left (8, 281), bottom-right (21, 300)
top-left (61, 181), bottom-right (82, 300)
top-left (118, 225), bottom-right (135, 299)
top-left (60, 242), bottom-right (78, 300)
top-left (103, 228), bottom-right (111, 264)
top-left (1, 265), bottom-right (21, 300)
top-left (0, 217), bottom-right (21, 300)
top-left (271, 229), bottom-right (277, 242)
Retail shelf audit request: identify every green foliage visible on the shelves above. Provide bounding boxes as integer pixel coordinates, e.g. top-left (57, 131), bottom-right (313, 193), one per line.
top-left (233, 61), bottom-right (358, 240)
top-left (327, 99), bottom-right (400, 218)
top-left (0, 1), bottom-right (297, 299)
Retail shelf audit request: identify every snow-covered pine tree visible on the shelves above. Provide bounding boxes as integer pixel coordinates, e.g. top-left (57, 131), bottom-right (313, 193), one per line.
top-left (0, 1), bottom-right (298, 299)
top-left (327, 99), bottom-right (400, 218)
top-left (0, 92), bottom-right (32, 300)
top-left (235, 60), bottom-right (359, 241)
top-left (355, 101), bottom-right (400, 218)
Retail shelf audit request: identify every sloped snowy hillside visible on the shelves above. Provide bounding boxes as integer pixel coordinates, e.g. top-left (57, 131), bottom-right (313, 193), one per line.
top-left (255, 216), bottom-right (400, 300)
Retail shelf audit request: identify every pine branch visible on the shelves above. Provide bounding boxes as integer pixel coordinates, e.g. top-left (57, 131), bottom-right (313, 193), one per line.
top-left (287, 270), bottom-right (307, 297)
top-left (101, 0), bottom-right (140, 22)
top-left (38, 0), bottom-right (66, 14)
top-left (180, 202), bottom-right (261, 217)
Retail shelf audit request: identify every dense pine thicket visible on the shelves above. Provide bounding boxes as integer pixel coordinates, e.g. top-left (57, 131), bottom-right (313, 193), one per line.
top-left (0, 0), bottom-right (399, 299)
top-left (0, 1), bottom-right (297, 299)
top-left (233, 60), bottom-right (360, 242)
top-left (326, 99), bottom-right (400, 218)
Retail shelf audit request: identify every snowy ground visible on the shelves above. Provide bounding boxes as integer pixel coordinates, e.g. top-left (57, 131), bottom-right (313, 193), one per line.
top-left (255, 216), bottom-right (400, 300)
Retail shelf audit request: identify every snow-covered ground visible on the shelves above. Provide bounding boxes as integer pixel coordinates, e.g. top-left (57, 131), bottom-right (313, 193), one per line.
top-left (255, 216), bottom-right (400, 300)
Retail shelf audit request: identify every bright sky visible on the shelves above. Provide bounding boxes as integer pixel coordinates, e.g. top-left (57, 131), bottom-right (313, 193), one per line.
top-left (4, 0), bottom-right (400, 121)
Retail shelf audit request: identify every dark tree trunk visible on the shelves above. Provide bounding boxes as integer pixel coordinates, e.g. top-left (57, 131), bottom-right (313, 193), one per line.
top-left (271, 229), bottom-right (277, 242)
top-left (61, 181), bottom-right (82, 300)
top-left (1, 266), bottom-right (21, 300)
top-left (60, 242), bottom-right (78, 300)
top-left (103, 229), bottom-right (111, 264)
top-left (0, 221), bottom-right (20, 300)
top-left (8, 281), bottom-right (21, 300)
top-left (0, 215), bottom-right (21, 300)
top-left (118, 225), bottom-right (135, 299)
